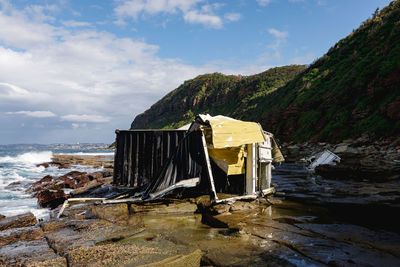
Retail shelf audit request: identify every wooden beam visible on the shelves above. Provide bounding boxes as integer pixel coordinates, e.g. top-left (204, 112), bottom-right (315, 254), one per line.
top-left (200, 129), bottom-right (218, 201)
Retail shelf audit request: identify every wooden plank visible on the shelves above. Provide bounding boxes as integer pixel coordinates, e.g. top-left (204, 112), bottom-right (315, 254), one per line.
top-left (246, 144), bottom-right (256, 195)
top-left (200, 129), bottom-right (218, 201)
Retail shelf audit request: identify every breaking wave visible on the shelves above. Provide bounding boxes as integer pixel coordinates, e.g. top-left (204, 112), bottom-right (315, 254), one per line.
top-left (0, 151), bottom-right (53, 165)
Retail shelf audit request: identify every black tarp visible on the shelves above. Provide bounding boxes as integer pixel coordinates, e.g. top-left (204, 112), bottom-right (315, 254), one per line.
top-left (142, 130), bottom-right (208, 199)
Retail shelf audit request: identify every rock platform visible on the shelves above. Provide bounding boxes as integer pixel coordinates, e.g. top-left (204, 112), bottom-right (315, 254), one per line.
top-left (2, 149), bottom-right (400, 266)
top-left (1, 196), bottom-right (400, 266)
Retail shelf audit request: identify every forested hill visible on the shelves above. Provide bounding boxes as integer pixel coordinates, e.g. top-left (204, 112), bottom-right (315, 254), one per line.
top-left (131, 65), bottom-right (307, 130)
top-left (131, 0), bottom-right (400, 143)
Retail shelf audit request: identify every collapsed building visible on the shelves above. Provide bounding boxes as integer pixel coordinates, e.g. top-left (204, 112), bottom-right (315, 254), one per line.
top-left (113, 114), bottom-right (284, 202)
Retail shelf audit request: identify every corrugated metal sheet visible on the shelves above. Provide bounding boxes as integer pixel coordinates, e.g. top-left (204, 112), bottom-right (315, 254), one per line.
top-left (113, 130), bottom-right (186, 188)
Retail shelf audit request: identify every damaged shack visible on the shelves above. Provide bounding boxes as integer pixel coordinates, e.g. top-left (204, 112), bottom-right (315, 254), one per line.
top-left (113, 114), bottom-right (284, 202)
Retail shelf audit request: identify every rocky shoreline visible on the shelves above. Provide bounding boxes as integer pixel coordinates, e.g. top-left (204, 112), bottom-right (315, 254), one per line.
top-left (281, 135), bottom-right (400, 181)
top-left (1, 148), bottom-right (400, 266)
top-left (2, 196), bottom-right (400, 266)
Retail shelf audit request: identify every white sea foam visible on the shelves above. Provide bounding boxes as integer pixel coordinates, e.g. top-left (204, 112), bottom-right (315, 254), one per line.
top-left (0, 149), bottom-right (107, 220)
top-left (0, 151), bottom-right (53, 165)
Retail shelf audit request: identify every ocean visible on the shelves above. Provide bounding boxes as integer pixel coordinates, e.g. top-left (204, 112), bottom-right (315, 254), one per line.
top-left (0, 147), bottom-right (114, 220)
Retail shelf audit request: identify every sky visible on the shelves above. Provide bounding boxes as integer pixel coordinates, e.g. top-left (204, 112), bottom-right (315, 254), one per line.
top-left (0, 0), bottom-right (393, 144)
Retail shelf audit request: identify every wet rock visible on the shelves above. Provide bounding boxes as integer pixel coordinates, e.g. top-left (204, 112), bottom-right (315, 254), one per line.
top-left (229, 201), bottom-right (259, 212)
top-left (0, 214), bottom-right (5, 220)
top-left (202, 200), bottom-right (400, 267)
top-left (28, 170), bottom-right (115, 211)
top-left (56, 171), bottom-right (89, 189)
top-left (0, 212), bottom-right (37, 231)
top-left (333, 144), bottom-right (359, 154)
top-left (27, 175), bottom-right (54, 194)
top-left (37, 189), bottom-right (66, 209)
top-left (36, 162), bottom-right (50, 168)
top-left (6, 181), bottom-right (21, 187)
top-left (315, 159), bottom-right (400, 181)
top-left (0, 239), bottom-right (66, 266)
top-left (128, 199), bottom-right (198, 215)
top-left (138, 249), bottom-right (202, 267)
top-left (209, 203), bottom-right (230, 214)
top-left (86, 203), bottom-right (130, 224)
top-left (70, 180), bottom-right (103, 195)
top-left (0, 226), bottom-right (44, 246)
top-left (297, 223), bottom-right (400, 258)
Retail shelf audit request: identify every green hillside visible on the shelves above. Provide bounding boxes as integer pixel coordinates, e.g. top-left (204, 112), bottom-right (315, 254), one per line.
top-left (131, 65), bottom-right (307, 130)
top-left (131, 0), bottom-right (400, 142)
top-left (256, 0), bottom-right (400, 142)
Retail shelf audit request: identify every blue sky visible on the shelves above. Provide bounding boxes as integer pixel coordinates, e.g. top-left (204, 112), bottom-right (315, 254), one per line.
top-left (0, 0), bottom-right (393, 144)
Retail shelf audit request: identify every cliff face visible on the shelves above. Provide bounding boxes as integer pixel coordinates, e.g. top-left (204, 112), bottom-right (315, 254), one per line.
top-left (131, 0), bottom-right (400, 142)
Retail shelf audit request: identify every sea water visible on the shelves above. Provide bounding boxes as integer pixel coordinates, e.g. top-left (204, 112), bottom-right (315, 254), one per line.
top-left (0, 147), bottom-right (114, 220)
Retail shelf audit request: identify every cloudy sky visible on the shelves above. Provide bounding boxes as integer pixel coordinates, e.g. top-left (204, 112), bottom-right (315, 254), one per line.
top-left (0, 0), bottom-right (392, 144)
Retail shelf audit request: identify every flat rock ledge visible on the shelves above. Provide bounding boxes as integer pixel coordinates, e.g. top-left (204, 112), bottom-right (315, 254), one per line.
top-left (37, 154), bottom-right (114, 169)
top-left (0, 212), bottom-right (37, 231)
top-left (1, 197), bottom-right (400, 266)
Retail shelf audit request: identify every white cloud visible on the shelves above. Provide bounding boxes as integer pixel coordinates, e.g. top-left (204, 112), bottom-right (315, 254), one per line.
top-left (256, 0), bottom-right (273, 7)
top-left (0, 82), bottom-right (29, 97)
top-left (268, 28), bottom-right (288, 39)
top-left (183, 9), bottom-right (222, 28)
top-left (62, 20), bottom-right (91, 27)
top-left (268, 28), bottom-right (288, 51)
top-left (6, 110), bottom-right (56, 118)
top-left (0, 0), bottom-right (270, 144)
top-left (0, 0), bottom-right (215, 144)
top-left (265, 28), bottom-right (289, 62)
top-left (114, 0), bottom-right (235, 28)
top-left (0, 2), bottom-right (206, 118)
top-left (71, 123), bottom-right (87, 129)
top-left (224, 12), bottom-right (241, 22)
top-left (61, 114), bottom-right (111, 123)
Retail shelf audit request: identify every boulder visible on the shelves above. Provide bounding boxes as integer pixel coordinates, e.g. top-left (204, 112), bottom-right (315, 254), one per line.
top-left (27, 175), bottom-right (54, 194)
top-left (37, 189), bottom-right (66, 209)
top-left (36, 162), bottom-right (50, 168)
top-left (0, 214), bottom-right (5, 220)
top-left (6, 181), bottom-right (21, 187)
top-left (71, 180), bottom-right (103, 195)
top-left (333, 144), bottom-right (359, 154)
top-left (0, 212), bottom-right (37, 231)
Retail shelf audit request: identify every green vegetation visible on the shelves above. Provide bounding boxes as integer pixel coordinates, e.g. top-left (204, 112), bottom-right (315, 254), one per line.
top-left (131, 0), bottom-right (400, 143)
top-left (131, 65), bottom-right (306, 130)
